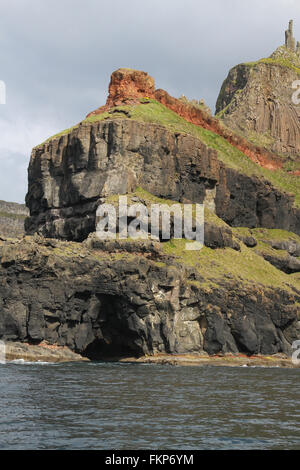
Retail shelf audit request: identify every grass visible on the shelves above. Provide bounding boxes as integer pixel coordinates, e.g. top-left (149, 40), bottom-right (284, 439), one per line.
top-left (244, 57), bottom-right (300, 75)
top-left (233, 226), bottom-right (300, 243)
top-left (255, 241), bottom-right (288, 260)
top-left (161, 238), bottom-right (300, 292)
top-left (251, 228), bottom-right (300, 243)
top-left (37, 99), bottom-right (300, 208)
top-left (47, 235), bottom-right (300, 295)
top-left (106, 186), bottom-right (180, 207)
top-left (284, 159), bottom-right (300, 172)
top-left (36, 124), bottom-right (82, 147)
top-left (233, 227), bottom-right (300, 265)
top-left (47, 194), bottom-right (300, 292)
top-left (244, 44), bottom-right (300, 75)
top-left (245, 130), bottom-right (277, 150)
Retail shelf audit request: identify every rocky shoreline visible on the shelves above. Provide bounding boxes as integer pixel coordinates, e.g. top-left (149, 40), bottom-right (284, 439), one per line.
top-left (4, 341), bottom-right (89, 363)
top-left (2, 341), bottom-right (299, 368)
top-left (120, 353), bottom-right (300, 368)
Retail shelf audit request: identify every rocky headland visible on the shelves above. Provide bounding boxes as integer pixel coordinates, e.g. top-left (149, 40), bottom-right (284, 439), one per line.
top-left (0, 23), bottom-right (299, 365)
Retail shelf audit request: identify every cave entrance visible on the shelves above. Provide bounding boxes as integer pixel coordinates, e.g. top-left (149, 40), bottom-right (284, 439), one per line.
top-left (82, 294), bottom-right (144, 361)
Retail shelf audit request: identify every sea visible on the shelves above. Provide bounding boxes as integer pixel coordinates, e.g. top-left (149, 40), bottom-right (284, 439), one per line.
top-left (0, 361), bottom-right (299, 450)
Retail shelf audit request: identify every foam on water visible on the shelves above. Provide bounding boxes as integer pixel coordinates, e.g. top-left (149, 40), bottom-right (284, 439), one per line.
top-left (7, 359), bottom-right (55, 365)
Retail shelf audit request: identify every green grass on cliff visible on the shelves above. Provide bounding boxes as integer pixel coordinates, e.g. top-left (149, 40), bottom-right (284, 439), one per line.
top-left (161, 238), bottom-right (300, 293)
top-left (48, 226), bottom-right (300, 293)
top-left (40, 99), bottom-right (300, 208)
top-left (232, 227), bottom-right (300, 273)
top-left (244, 46), bottom-right (300, 75)
top-left (233, 226), bottom-right (300, 244)
top-left (244, 57), bottom-right (300, 75)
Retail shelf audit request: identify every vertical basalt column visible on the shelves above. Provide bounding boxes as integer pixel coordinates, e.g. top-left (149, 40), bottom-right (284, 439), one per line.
top-left (285, 20), bottom-right (296, 51)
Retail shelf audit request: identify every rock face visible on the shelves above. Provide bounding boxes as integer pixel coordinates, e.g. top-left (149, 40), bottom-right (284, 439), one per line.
top-left (216, 59), bottom-right (300, 158)
top-left (25, 119), bottom-right (300, 241)
top-left (0, 200), bottom-right (29, 238)
top-left (0, 236), bottom-right (299, 358)
top-left (216, 23), bottom-right (300, 161)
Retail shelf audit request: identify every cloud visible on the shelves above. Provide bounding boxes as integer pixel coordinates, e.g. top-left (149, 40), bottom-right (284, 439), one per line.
top-left (0, 116), bottom-right (56, 157)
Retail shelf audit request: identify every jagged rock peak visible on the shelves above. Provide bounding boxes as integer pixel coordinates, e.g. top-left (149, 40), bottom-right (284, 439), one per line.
top-left (285, 19), bottom-right (297, 52)
top-left (270, 20), bottom-right (300, 66)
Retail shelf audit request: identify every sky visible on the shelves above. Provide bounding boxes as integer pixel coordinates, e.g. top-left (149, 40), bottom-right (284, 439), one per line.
top-left (0, 0), bottom-right (300, 203)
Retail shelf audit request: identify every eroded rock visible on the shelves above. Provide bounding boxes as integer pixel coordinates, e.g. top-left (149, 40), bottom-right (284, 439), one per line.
top-left (0, 236), bottom-right (299, 359)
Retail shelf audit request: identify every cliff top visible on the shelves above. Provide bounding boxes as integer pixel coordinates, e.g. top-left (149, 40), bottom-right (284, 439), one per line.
top-left (244, 21), bottom-right (300, 73)
top-left (244, 46), bottom-right (300, 75)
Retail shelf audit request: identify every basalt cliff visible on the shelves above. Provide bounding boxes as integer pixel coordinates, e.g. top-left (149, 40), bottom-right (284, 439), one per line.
top-left (1, 29), bottom-right (300, 362)
top-left (216, 20), bottom-right (300, 174)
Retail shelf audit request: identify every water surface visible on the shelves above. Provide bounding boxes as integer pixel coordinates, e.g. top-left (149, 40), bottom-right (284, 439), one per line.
top-left (0, 362), bottom-right (299, 449)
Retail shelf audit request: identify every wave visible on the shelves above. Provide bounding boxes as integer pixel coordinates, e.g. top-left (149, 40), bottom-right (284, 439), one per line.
top-left (8, 359), bottom-right (55, 365)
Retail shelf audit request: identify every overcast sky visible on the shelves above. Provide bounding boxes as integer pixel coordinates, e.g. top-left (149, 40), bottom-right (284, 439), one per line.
top-left (0, 0), bottom-right (299, 203)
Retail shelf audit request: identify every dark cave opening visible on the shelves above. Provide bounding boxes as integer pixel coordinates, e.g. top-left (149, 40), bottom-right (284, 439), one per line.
top-left (81, 294), bottom-right (145, 361)
top-left (82, 337), bottom-right (142, 361)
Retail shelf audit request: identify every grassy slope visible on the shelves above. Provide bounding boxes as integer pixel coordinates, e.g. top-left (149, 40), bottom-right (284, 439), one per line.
top-left (40, 99), bottom-right (300, 207)
top-left (161, 239), bottom-right (300, 293)
top-left (244, 45), bottom-right (300, 75)
top-left (44, 228), bottom-right (299, 294)
top-left (232, 226), bottom-right (300, 262)
top-left (232, 226), bottom-right (300, 243)
top-left (244, 57), bottom-right (300, 75)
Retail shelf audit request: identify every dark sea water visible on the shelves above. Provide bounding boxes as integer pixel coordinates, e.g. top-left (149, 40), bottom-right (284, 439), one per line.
top-left (0, 361), bottom-right (299, 450)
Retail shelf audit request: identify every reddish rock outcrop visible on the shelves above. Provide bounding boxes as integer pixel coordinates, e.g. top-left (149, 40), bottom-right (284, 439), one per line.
top-left (107, 68), bottom-right (155, 105)
top-left (154, 88), bottom-right (283, 170)
top-left (87, 68), bottom-right (155, 116)
top-left (88, 68), bottom-right (284, 171)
